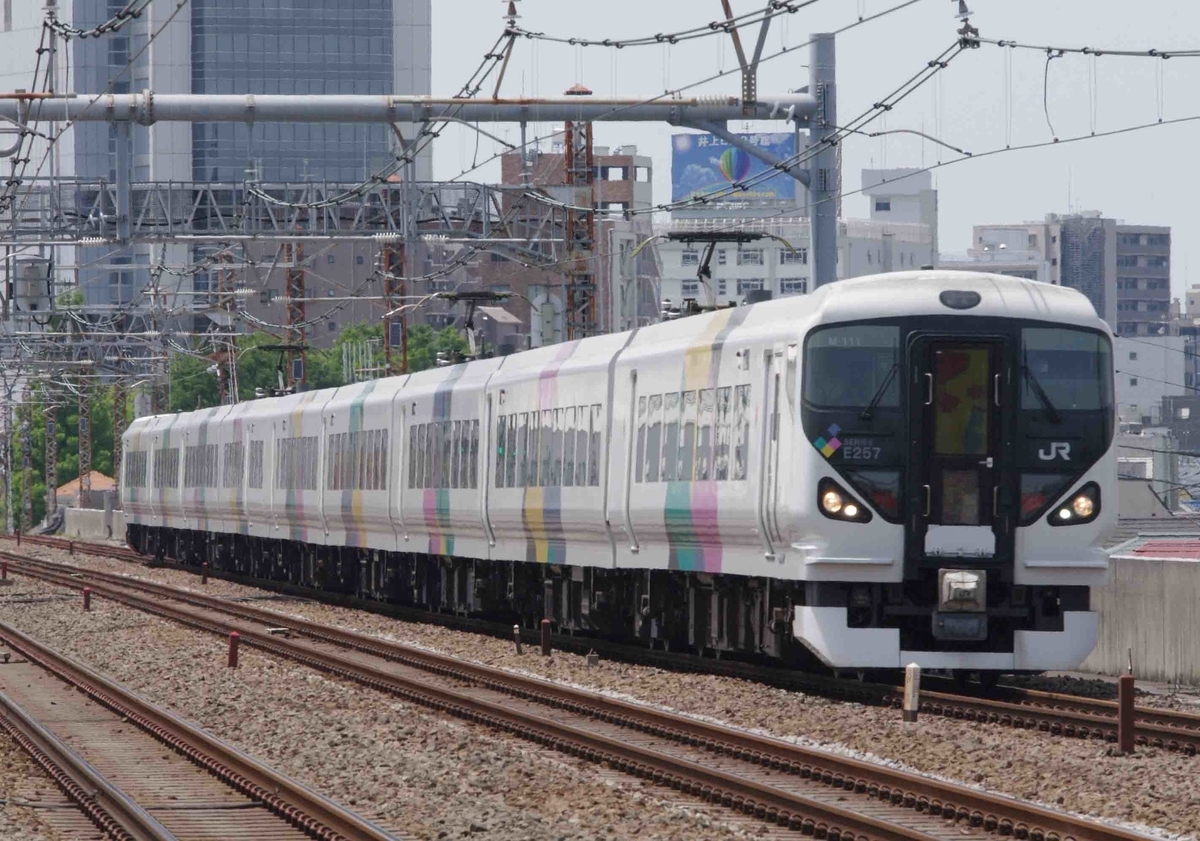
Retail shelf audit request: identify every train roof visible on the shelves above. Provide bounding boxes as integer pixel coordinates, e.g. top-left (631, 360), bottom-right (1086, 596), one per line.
top-left (807, 270), bottom-right (1107, 331)
top-left (125, 272), bottom-right (1106, 430)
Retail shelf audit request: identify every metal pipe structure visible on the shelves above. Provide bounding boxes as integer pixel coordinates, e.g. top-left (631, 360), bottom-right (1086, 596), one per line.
top-left (0, 93), bottom-right (819, 126)
top-left (808, 33), bottom-right (838, 289)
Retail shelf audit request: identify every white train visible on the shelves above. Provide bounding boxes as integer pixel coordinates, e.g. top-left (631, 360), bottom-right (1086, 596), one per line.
top-left (122, 271), bottom-right (1117, 674)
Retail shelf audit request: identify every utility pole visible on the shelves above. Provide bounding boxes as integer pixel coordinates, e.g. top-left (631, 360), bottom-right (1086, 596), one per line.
top-left (18, 394), bottom-right (31, 533)
top-left (77, 374), bottom-right (91, 508)
top-left (0, 378), bottom-right (11, 535)
top-left (43, 394), bottom-right (57, 520)
top-left (808, 33), bottom-right (838, 288)
top-left (382, 242), bottom-right (408, 376)
top-left (284, 241), bottom-right (306, 390)
top-left (563, 117), bottom-right (597, 340)
top-left (112, 380), bottom-right (126, 500)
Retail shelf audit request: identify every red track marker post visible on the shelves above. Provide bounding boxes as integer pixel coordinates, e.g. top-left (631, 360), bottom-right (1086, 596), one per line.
top-left (201, 563), bottom-right (208, 585)
top-left (82, 587), bottom-right (91, 612)
top-left (1118, 674), bottom-right (1136, 754)
top-left (228, 632), bottom-right (240, 669)
top-left (513, 624), bottom-right (523, 655)
top-left (540, 618), bottom-right (551, 657)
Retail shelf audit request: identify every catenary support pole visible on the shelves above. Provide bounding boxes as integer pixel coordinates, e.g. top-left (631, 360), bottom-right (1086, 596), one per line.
top-left (808, 32), bottom-right (838, 289)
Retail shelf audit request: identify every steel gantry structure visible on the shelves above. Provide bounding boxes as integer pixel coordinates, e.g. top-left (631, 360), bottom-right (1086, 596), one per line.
top-left (0, 25), bottom-right (839, 532)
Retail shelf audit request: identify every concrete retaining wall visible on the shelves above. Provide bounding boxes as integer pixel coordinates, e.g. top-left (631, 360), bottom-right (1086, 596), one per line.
top-left (61, 508), bottom-right (126, 543)
top-left (1081, 557), bottom-right (1200, 685)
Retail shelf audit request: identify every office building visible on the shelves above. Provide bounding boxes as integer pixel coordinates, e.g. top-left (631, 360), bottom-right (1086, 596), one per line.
top-left (0, 0), bottom-right (432, 307)
top-left (951, 213), bottom-right (1170, 336)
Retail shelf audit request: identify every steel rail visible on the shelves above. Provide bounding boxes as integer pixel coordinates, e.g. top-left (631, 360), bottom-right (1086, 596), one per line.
top-left (0, 620), bottom-right (398, 841)
top-left (2, 551), bottom-right (1162, 841)
top-left (0, 689), bottom-right (177, 841)
top-left (8, 533), bottom-right (1200, 750)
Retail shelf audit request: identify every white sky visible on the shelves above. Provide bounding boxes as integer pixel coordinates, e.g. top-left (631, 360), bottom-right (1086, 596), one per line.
top-left (431, 0), bottom-right (1200, 298)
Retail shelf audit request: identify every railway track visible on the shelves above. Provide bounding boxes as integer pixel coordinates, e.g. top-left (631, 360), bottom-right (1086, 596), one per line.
top-left (0, 621), bottom-right (400, 841)
top-left (7, 532), bottom-right (1200, 756)
top-left (0, 547), bottom-right (1164, 841)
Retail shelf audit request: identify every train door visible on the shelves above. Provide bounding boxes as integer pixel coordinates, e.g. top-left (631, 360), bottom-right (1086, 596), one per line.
top-left (908, 337), bottom-right (1012, 569)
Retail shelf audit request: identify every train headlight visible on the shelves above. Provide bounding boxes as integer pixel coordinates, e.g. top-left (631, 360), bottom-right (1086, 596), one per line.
top-left (817, 478), bottom-right (872, 523)
top-left (1049, 482), bottom-right (1100, 527)
top-left (1072, 495), bottom-right (1095, 518)
top-left (821, 490), bottom-right (843, 514)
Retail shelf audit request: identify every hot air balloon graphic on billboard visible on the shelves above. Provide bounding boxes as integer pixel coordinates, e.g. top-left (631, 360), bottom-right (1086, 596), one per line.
top-left (670, 132), bottom-right (797, 203)
top-left (718, 147), bottom-right (752, 183)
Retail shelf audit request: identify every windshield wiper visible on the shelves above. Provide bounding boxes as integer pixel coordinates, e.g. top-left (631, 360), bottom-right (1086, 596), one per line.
top-left (1021, 365), bottom-right (1063, 424)
top-left (859, 363), bottom-right (899, 421)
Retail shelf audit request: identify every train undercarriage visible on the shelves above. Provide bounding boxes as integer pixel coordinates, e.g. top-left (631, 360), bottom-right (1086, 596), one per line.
top-left (127, 524), bottom-right (816, 667)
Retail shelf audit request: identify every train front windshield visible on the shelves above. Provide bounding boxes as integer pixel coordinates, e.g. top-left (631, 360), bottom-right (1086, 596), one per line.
top-left (802, 326), bottom-right (901, 412)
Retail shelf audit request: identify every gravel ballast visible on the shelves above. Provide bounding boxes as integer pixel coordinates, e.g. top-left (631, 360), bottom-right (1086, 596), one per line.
top-left (14, 547), bottom-right (1200, 838)
top-left (0, 574), bottom-right (777, 841)
top-left (0, 731), bottom-right (68, 841)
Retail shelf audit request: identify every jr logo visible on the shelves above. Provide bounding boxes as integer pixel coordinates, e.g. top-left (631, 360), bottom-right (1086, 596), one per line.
top-left (1038, 442), bottom-right (1072, 461)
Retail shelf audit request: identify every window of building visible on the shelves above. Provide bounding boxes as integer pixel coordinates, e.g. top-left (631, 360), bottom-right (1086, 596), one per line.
top-left (1148, 256), bottom-right (1168, 268)
top-left (1130, 377), bottom-right (1139, 387)
top-left (681, 281), bottom-right (700, 296)
top-left (717, 250), bottom-right (727, 265)
top-left (681, 250), bottom-right (700, 267)
top-left (635, 166), bottom-right (652, 182)
top-left (1129, 351), bottom-right (1138, 361)
top-left (356, 255), bottom-right (365, 265)
top-left (1051, 258), bottom-right (1058, 266)
top-left (780, 279), bottom-right (807, 296)
top-left (874, 200), bottom-right (891, 212)
top-left (1117, 256), bottom-right (1138, 268)
top-left (737, 248), bottom-right (764, 266)
top-left (779, 247), bottom-right (808, 265)
top-left (1028, 234), bottom-right (1038, 247)
top-left (327, 320), bottom-right (337, 331)
top-left (737, 279), bottom-right (764, 295)
top-left (718, 280), bottom-right (727, 296)
top-left (327, 254), bottom-right (336, 264)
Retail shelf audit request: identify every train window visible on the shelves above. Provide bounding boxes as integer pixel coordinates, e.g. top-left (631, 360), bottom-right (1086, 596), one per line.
top-left (451, 421), bottom-right (462, 489)
top-left (733, 385), bottom-right (751, 480)
top-left (540, 410), bottom-right (554, 487)
top-left (661, 393), bottom-right (680, 481)
top-left (224, 442), bottom-right (244, 489)
top-left (408, 426), bottom-right (418, 489)
top-left (505, 415), bottom-right (517, 488)
top-left (579, 406), bottom-right (592, 487)
top-left (1020, 328), bottom-right (1113, 412)
top-left (459, 422), bottom-right (470, 490)
top-left (381, 430), bottom-right (390, 491)
top-left (551, 409), bottom-right (565, 487)
top-left (589, 404), bottom-right (603, 486)
top-left (442, 422), bottom-right (453, 490)
top-left (518, 413), bottom-right (531, 487)
top-left (417, 424), bottom-right (428, 489)
top-left (679, 391), bottom-right (698, 481)
top-left (563, 407), bottom-right (577, 487)
top-left (714, 387), bottom-right (732, 481)
top-left (635, 397), bottom-right (647, 483)
top-left (496, 416), bottom-right (507, 488)
top-left (697, 389), bottom-right (715, 481)
top-left (248, 441), bottom-right (264, 489)
top-left (469, 421), bottom-right (479, 489)
top-left (645, 395), bottom-right (663, 482)
top-left (803, 325), bottom-right (900, 409)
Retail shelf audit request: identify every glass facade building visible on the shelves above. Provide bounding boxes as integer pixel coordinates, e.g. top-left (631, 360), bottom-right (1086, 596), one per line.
top-left (52, 0), bottom-right (429, 306)
top-left (191, 0), bottom-right (395, 182)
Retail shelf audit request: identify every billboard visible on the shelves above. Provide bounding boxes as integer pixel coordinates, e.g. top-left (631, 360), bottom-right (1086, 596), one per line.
top-left (671, 132), bottom-right (798, 204)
